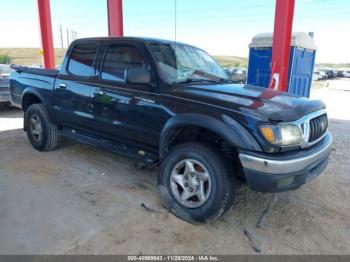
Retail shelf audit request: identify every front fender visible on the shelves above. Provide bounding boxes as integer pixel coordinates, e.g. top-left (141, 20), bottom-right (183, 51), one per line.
top-left (159, 113), bottom-right (262, 158)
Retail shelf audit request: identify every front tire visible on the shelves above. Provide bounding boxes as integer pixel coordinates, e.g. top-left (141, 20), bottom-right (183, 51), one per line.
top-left (159, 142), bottom-right (236, 223)
top-left (24, 103), bottom-right (58, 151)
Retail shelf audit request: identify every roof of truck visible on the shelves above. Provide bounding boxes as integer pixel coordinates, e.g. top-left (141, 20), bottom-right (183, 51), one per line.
top-left (72, 36), bottom-right (194, 47)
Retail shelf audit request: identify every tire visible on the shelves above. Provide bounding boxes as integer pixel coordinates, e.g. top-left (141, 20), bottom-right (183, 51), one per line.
top-left (158, 142), bottom-right (236, 224)
top-left (24, 103), bottom-right (58, 151)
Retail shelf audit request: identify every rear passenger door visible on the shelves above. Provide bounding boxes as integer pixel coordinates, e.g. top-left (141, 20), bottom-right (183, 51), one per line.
top-left (54, 42), bottom-right (99, 131)
top-left (91, 43), bottom-right (166, 150)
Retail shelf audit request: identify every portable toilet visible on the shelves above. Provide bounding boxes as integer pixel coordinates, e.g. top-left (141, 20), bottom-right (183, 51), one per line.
top-left (247, 32), bottom-right (317, 97)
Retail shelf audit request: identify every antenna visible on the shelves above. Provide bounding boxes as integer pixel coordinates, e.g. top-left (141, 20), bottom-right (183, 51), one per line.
top-left (59, 25), bottom-right (64, 49)
top-left (66, 27), bottom-right (70, 48)
top-left (174, 0), bottom-right (177, 84)
top-left (175, 0), bottom-right (177, 44)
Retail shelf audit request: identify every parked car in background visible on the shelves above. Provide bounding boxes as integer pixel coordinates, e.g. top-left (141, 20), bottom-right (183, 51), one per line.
top-left (313, 71), bottom-right (323, 81)
top-left (0, 64), bottom-right (12, 106)
top-left (332, 70), bottom-right (344, 78)
top-left (319, 71), bottom-right (328, 80)
top-left (313, 70), bottom-right (327, 80)
top-left (332, 70), bottom-right (339, 77)
top-left (334, 70), bottom-right (344, 77)
top-left (319, 69), bottom-right (334, 79)
top-left (336, 70), bottom-right (344, 77)
top-left (225, 68), bottom-right (247, 83)
top-left (343, 71), bottom-right (350, 78)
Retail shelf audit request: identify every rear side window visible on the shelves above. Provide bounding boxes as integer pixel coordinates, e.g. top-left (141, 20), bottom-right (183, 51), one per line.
top-left (101, 45), bottom-right (146, 82)
top-left (68, 43), bottom-right (97, 77)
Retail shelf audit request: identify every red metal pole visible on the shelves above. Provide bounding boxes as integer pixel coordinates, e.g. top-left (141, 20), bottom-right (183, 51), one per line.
top-left (269, 0), bottom-right (295, 92)
top-left (37, 0), bottom-right (55, 69)
top-left (107, 0), bottom-right (124, 36)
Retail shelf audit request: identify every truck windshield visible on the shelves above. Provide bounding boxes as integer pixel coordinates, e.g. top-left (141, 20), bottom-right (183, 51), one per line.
top-left (148, 43), bottom-right (229, 84)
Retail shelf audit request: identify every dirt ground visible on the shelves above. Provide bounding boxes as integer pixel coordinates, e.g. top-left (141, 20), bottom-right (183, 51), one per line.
top-left (0, 79), bottom-right (349, 255)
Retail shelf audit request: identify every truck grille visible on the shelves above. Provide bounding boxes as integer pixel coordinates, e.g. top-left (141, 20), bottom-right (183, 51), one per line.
top-left (309, 114), bottom-right (328, 142)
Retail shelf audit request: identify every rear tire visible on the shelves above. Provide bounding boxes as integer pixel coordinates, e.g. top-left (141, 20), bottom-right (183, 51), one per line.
top-left (158, 142), bottom-right (236, 223)
top-left (24, 103), bottom-right (58, 151)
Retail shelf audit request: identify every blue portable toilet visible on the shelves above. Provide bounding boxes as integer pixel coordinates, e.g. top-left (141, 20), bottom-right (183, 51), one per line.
top-left (247, 32), bottom-right (317, 97)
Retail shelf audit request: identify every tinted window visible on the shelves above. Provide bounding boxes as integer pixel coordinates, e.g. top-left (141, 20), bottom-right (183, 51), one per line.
top-left (68, 43), bottom-right (97, 77)
top-left (101, 45), bottom-right (146, 82)
top-left (148, 43), bottom-right (228, 83)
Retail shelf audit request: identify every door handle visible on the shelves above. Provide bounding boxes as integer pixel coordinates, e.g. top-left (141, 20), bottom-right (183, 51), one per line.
top-left (59, 83), bottom-right (67, 89)
top-left (94, 90), bottom-right (106, 96)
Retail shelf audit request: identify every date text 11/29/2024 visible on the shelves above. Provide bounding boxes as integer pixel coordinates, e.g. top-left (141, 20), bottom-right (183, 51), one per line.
top-left (127, 255), bottom-right (219, 261)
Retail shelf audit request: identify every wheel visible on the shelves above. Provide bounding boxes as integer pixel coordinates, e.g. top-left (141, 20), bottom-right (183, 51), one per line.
top-left (24, 103), bottom-right (58, 151)
top-left (158, 142), bottom-right (236, 223)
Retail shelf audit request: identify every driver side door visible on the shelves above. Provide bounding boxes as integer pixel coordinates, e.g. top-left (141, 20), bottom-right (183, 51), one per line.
top-left (90, 43), bottom-right (168, 150)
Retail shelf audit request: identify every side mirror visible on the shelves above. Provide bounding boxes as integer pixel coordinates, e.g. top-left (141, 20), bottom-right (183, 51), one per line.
top-left (126, 67), bottom-right (151, 85)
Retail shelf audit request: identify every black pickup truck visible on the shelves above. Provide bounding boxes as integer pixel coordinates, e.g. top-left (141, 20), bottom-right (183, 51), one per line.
top-left (10, 37), bottom-right (332, 223)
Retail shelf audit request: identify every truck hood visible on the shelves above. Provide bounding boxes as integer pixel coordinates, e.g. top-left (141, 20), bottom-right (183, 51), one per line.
top-left (176, 83), bottom-right (326, 122)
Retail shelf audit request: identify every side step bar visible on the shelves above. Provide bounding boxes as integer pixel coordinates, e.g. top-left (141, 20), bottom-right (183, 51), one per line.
top-left (61, 128), bottom-right (158, 164)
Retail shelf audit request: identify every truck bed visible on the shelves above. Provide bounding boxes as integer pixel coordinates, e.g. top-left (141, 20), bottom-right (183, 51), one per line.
top-left (9, 65), bottom-right (58, 108)
top-left (11, 65), bottom-right (59, 77)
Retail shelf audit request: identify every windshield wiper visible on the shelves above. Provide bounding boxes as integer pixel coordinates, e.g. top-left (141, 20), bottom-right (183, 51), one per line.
top-left (219, 78), bottom-right (240, 84)
top-left (176, 78), bottom-right (222, 84)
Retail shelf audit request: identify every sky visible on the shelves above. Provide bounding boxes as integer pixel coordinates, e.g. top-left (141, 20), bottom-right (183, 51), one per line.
top-left (0, 0), bottom-right (349, 63)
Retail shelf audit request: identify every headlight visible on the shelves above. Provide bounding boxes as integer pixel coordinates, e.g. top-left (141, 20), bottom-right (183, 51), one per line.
top-left (259, 123), bottom-right (303, 146)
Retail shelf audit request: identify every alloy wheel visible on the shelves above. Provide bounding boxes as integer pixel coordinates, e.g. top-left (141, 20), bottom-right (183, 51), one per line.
top-left (170, 159), bottom-right (212, 208)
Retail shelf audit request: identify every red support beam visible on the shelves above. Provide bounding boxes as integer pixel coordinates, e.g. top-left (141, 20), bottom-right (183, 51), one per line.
top-left (37, 0), bottom-right (55, 69)
top-left (107, 0), bottom-right (124, 36)
top-left (269, 0), bottom-right (295, 92)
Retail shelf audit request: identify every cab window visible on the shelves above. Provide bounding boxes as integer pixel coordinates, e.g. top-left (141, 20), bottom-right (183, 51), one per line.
top-left (68, 43), bottom-right (97, 77)
top-left (101, 45), bottom-right (146, 82)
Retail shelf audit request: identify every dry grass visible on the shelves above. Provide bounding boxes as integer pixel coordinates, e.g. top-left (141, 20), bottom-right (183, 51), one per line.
top-left (214, 55), bottom-right (248, 68)
top-left (0, 48), bottom-right (248, 68)
top-left (0, 48), bottom-right (67, 66)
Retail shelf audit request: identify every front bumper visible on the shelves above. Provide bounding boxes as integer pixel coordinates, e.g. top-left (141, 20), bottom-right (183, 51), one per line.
top-left (239, 132), bottom-right (333, 192)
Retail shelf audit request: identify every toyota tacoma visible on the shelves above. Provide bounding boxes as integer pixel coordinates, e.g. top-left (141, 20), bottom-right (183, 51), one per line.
top-left (10, 37), bottom-right (332, 223)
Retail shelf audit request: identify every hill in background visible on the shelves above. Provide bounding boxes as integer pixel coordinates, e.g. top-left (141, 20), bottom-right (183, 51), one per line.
top-left (213, 55), bottom-right (248, 68)
top-left (1, 48), bottom-right (247, 68)
top-left (316, 63), bottom-right (350, 69)
top-left (0, 48), bottom-right (67, 66)
top-left (1, 48), bottom-right (347, 70)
